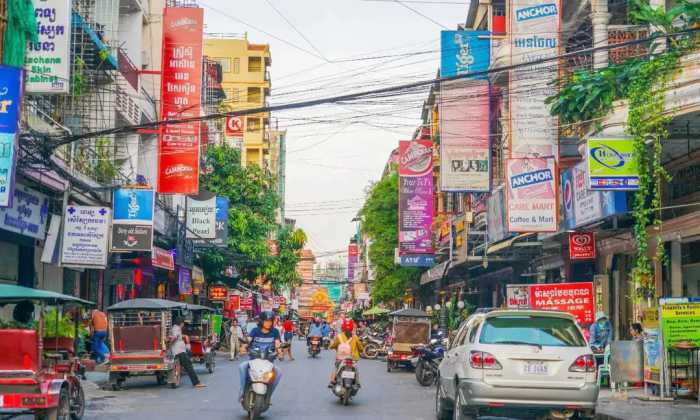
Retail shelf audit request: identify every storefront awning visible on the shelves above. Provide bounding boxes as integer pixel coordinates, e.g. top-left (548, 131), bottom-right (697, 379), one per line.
top-left (486, 233), bottom-right (537, 255)
top-left (420, 260), bottom-right (450, 285)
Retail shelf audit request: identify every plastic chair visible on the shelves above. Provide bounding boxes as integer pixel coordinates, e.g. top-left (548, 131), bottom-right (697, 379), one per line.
top-left (597, 345), bottom-right (615, 389)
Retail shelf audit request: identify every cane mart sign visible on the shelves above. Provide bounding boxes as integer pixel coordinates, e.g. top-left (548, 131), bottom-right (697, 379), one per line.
top-left (587, 138), bottom-right (639, 190)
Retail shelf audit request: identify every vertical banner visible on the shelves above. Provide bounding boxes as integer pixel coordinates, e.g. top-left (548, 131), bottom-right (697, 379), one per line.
top-left (506, 157), bottom-right (558, 232)
top-left (486, 186), bottom-right (507, 243)
top-left (158, 7), bottom-right (204, 194)
top-left (61, 206), bottom-right (111, 268)
top-left (0, 66), bottom-right (22, 208)
top-left (347, 243), bottom-right (358, 282)
top-left (111, 188), bottom-right (155, 252)
top-left (178, 266), bottom-right (192, 296)
top-left (509, 0), bottom-right (560, 158)
top-left (26, 0), bottom-right (71, 93)
top-left (439, 30), bottom-right (491, 192)
top-left (399, 140), bottom-right (434, 256)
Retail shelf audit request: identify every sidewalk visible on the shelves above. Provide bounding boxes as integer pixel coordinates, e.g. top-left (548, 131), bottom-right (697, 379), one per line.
top-left (596, 388), bottom-right (700, 420)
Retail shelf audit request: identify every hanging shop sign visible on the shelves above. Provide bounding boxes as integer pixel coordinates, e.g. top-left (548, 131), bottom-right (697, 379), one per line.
top-left (26, 0), bottom-right (71, 93)
top-left (240, 292), bottom-right (253, 311)
top-left (439, 80), bottom-right (490, 192)
top-left (191, 265), bottom-right (204, 295)
top-left (178, 267), bottom-right (192, 296)
top-left (660, 302), bottom-right (700, 350)
top-left (506, 157), bottom-right (558, 232)
top-left (440, 30), bottom-right (491, 79)
top-left (157, 7), bottom-right (204, 194)
top-left (111, 188), bottom-right (154, 252)
top-left (0, 184), bottom-right (49, 240)
top-left (399, 254), bottom-right (436, 267)
top-left (507, 282), bottom-right (595, 326)
top-left (225, 116), bottom-right (244, 138)
top-left (506, 285), bottom-right (530, 308)
top-left (61, 206), bottom-right (111, 268)
top-left (561, 161), bottom-right (628, 229)
top-left (0, 66), bottom-right (22, 208)
top-left (208, 284), bottom-right (228, 301)
top-left (509, 0), bottom-right (561, 158)
top-left (152, 246), bottom-right (175, 270)
top-left (587, 138), bottom-right (640, 190)
top-left (569, 232), bottom-right (596, 260)
top-left (347, 243), bottom-right (358, 282)
top-left (398, 140), bottom-right (434, 256)
top-left (186, 193), bottom-right (216, 239)
top-left (193, 196), bottom-right (229, 248)
top-left (487, 186), bottom-right (507, 243)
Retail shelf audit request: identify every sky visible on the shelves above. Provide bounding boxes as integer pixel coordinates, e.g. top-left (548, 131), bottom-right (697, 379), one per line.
top-left (203, 0), bottom-right (470, 263)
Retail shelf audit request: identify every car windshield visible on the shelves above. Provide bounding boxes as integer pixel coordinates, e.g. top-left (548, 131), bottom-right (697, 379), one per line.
top-left (479, 315), bottom-right (586, 347)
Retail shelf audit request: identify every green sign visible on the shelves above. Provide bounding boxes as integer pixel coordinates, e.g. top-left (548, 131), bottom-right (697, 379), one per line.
top-left (661, 303), bottom-right (700, 350)
top-left (208, 314), bottom-right (223, 337)
top-left (587, 138), bottom-right (639, 190)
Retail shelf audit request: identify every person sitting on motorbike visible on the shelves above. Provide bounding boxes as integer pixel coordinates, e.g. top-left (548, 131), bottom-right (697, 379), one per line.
top-left (307, 317), bottom-right (323, 346)
top-left (321, 321), bottom-right (332, 339)
top-left (328, 319), bottom-right (364, 387)
top-left (238, 311), bottom-right (282, 403)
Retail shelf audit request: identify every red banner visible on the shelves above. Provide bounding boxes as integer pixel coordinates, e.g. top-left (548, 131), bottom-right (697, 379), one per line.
top-left (529, 282), bottom-right (595, 326)
top-left (569, 232), bottom-right (595, 260)
top-left (240, 293), bottom-right (253, 311)
top-left (158, 7), bottom-right (204, 194)
top-left (152, 246), bottom-right (174, 270)
top-left (225, 116), bottom-right (244, 138)
top-left (208, 285), bottom-right (228, 301)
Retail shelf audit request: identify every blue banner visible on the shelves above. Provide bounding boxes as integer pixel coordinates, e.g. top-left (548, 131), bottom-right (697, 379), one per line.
top-left (0, 66), bottom-right (23, 208)
top-left (561, 163), bottom-right (627, 230)
top-left (400, 254), bottom-right (436, 267)
top-left (440, 30), bottom-right (490, 79)
top-left (113, 188), bottom-right (155, 222)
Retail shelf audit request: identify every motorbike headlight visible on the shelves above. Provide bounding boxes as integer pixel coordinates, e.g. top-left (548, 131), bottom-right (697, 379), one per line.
top-left (262, 370), bottom-right (275, 384)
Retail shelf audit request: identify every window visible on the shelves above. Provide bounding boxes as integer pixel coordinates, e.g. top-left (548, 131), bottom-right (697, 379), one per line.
top-left (248, 56), bottom-right (262, 72)
top-left (225, 88), bottom-right (239, 102)
top-left (213, 57), bottom-right (230, 73)
top-left (468, 321), bottom-right (481, 343)
top-left (247, 117), bottom-right (260, 132)
top-left (247, 87), bottom-right (261, 103)
top-left (233, 58), bottom-right (240, 74)
top-left (479, 316), bottom-right (587, 347)
top-left (449, 322), bottom-right (469, 350)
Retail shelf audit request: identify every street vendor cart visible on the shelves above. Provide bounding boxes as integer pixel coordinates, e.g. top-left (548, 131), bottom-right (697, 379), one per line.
top-left (106, 298), bottom-right (186, 390)
top-left (386, 308), bottom-right (431, 372)
top-left (184, 303), bottom-right (216, 374)
top-left (0, 284), bottom-right (93, 419)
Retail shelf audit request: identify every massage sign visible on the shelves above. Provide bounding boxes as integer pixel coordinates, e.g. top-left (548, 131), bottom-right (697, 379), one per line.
top-left (506, 157), bottom-right (558, 232)
top-left (398, 140), bottom-right (434, 256)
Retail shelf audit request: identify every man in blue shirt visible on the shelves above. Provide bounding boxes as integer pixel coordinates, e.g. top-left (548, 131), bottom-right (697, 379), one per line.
top-left (321, 321), bottom-right (332, 338)
top-left (589, 311), bottom-right (612, 352)
top-left (238, 312), bottom-right (282, 401)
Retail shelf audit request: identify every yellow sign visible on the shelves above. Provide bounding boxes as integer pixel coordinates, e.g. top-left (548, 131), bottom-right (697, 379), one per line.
top-left (661, 303), bottom-right (700, 350)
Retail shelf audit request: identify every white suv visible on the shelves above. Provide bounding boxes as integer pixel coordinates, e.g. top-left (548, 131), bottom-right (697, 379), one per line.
top-left (436, 310), bottom-right (598, 420)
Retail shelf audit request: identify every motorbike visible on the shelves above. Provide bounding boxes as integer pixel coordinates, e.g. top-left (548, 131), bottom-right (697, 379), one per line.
top-left (411, 337), bottom-right (445, 386)
top-left (241, 345), bottom-right (277, 420)
top-left (322, 335), bottom-right (331, 350)
top-left (361, 332), bottom-right (388, 359)
top-left (308, 336), bottom-right (322, 357)
top-left (331, 358), bottom-right (360, 405)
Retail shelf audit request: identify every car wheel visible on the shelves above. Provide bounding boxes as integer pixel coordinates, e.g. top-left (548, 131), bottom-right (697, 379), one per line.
top-left (453, 390), bottom-right (476, 420)
top-left (435, 380), bottom-right (452, 420)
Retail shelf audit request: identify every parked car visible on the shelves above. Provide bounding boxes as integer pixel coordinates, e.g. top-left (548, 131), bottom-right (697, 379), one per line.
top-left (436, 309), bottom-right (598, 420)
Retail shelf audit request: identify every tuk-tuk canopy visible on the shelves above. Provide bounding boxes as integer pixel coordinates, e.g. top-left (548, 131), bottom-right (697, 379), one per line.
top-left (0, 284), bottom-right (94, 306)
top-left (185, 303), bottom-right (216, 312)
top-left (106, 298), bottom-right (186, 311)
top-left (389, 308), bottom-right (429, 318)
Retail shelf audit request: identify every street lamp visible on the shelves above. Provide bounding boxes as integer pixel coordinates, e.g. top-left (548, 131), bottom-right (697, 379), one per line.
top-left (457, 300), bottom-right (465, 310)
top-left (426, 305), bottom-right (432, 313)
top-left (434, 304), bottom-right (441, 311)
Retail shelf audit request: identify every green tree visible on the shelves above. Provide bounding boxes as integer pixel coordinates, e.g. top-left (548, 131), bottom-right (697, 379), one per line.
top-left (360, 171), bottom-right (421, 304)
top-left (265, 226), bottom-right (307, 290)
top-left (198, 145), bottom-right (279, 283)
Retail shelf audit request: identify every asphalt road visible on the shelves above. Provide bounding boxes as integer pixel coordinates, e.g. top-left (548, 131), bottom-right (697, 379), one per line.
top-left (83, 340), bottom-right (436, 420)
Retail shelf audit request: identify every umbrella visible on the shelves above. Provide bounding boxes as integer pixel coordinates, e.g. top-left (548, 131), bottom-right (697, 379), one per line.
top-left (362, 306), bottom-right (390, 317)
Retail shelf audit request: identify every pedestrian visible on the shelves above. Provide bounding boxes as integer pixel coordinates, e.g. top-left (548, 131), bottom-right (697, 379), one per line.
top-left (630, 322), bottom-right (645, 342)
top-left (170, 317), bottom-right (206, 388)
top-left (229, 318), bottom-right (243, 361)
top-left (274, 316), bottom-right (286, 361)
top-left (90, 308), bottom-right (109, 364)
top-left (282, 316), bottom-right (295, 360)
top-left (589, 311), bottom-right (612, 352)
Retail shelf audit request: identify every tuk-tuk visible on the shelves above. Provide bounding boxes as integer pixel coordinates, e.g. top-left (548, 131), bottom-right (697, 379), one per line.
top-left (386, 308), bottom-right (431, 372)
top-left (106, 298), bottom-right (186, 390)
top-left (184, 304), bottom-right (216, 374)
top-left (0, 284), bottom-right (93, 419)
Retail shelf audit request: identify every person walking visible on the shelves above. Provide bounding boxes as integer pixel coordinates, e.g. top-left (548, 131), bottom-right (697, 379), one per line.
top-left (229, 318), bottom-right (243, 361)
top-left (282, 316), bottom-right (295, 361)
top-left (170, 317), bottom-right (206, 388)
top-left (90, 308), bottom-right (109, 364)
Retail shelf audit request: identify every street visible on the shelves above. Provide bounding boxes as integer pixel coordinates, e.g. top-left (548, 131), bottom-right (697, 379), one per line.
top-left (84, 341), bottom-right (435, 420)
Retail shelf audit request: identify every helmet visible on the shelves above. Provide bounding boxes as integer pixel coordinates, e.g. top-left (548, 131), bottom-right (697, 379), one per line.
top-left (341, 319), bottom-right (354, 333)
top-left (259, 311), bottom-right (274, 323)
top-left (314, 317), bottom-right (321, 324)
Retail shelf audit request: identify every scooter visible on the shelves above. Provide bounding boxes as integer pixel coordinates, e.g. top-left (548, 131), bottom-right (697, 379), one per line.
top-left (411, 337), bottom-right (445, 386)
top-left (241, 346), bottom-right (276, 420)
top-left (308, 336), bottom-right (321, 357)
top-left (322, 335), bottom-right (331, 350)
top-left (331, 358), bottom-right (360, 406)
top-left (361, 332), bottom-right (388, 359)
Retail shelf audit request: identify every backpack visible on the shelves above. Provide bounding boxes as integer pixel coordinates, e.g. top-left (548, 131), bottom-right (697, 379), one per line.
top-left (336, 334), bottom-right (352, 360)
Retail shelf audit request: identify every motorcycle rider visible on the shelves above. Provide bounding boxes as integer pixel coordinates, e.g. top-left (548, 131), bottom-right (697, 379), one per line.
top-left (307, 317), bottom-right (324, 348)
top-left (328, 319), bottom-right (364, 387)
top-left (238, 311), bottom-right (282, 402)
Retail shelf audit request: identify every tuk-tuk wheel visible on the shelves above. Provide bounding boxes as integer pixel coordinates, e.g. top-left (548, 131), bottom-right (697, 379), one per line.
top-left (70, 384), bottom-right (85, 420)
top-left (34, 386), bottom-right (69, 420)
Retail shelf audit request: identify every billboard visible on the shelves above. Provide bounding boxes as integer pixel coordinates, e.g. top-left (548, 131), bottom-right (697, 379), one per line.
top-left (0, 66), bottom-right (22, 207)
top-left (509, 0), bottom-right (561, 158)
top-left (61, 206), bottom-right (110, 268)
top-left (0, 185), bottom-right (49, 240)
top-left (347, 243), bottom-right (358, 281)
top-left (399, 140), bottom-right (434, 255)
top-left (506, 157), bottom-right (558, 232)
top-left (111, 188), bottom-right (154, 252)
top-left (157, 7), bottom-right (204, 194)
top-left (186, 194), bottom-right (217, 239)
top-left (439, 80), bottom-right (490, 192)
top-left (587, 138), bottom-right (639, 190)
top-left (561, 161), bottom-right (627, 229)
top-left (508, 282), bottom-right (595, 326)
top-left (193, 196), bottom-right (229, 248)
top-left (440, 30), bottom-right (490, 79)
top-left (26, 0), bottom-right (71, 93)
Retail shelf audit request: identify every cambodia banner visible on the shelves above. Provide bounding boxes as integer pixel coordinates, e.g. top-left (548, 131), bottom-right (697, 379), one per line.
top-left (439, 80), bottom-right (490, 192)
top-left (399, 140), bottom-right (434, 255)
top-left (440, 30), bottom-right (490, 79)
top-left (509, 0), bottom-right (560, 158)
top-left (506, 157), bottom-right (558, 232)
top-left (587, 138), bottom-right (639, 190)
top-left (158, 7), bottom-right (204, 194)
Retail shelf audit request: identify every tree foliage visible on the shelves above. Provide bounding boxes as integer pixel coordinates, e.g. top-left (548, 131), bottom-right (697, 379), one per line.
top-left (360, 171), bottom-right (421, 304)
top-left (265, 225), bottom-right (307, 290)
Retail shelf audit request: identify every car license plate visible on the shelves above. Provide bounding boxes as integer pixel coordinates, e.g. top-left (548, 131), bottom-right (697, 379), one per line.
top-left (523, 361), bottom-right (547, 375)
top-left (341, 371), bottom-right (356, 379)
